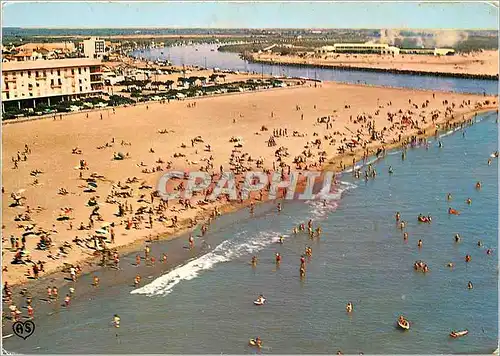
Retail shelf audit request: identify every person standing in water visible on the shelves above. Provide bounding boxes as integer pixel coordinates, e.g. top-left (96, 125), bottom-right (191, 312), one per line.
top-left (251, 256), bottom-right (257, 266)
top-left (113, 314), bottom-right (120, 328)
top-left (188, 235), bottom-right (194, 249)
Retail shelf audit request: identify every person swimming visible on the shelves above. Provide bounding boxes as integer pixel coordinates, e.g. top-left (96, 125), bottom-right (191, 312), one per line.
top-left (277, 203), bottom-right (282, 212)
top-left (388, 166), bottom-right (394, 174)
top-left (275, 252), bottom-right (281, 264)
top-left (403, 232), bottom-right (408, 240)
top-left (476, 181), bottom-right (481, 189)
top-left (417, 239), bottom-right (423, 248)
top-left (455, 234), bottom-right (461, 242)
top-left (447, 193), bottom-right (452, 201)
top-left (395, 212), bottom-right (401, 221)
top-left (467, 281), bottom-right (473, 289)
top-left (346, 302), bottom-right (353, 313)
top-left (466, 198), bottom-right (472, 205)
top-left (278, 236), bottom-right (284, 244)
top-left (465, 254), bottom-right (471, 262)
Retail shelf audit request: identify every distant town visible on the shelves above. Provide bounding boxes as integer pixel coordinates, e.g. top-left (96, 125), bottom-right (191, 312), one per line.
top-left (1, 28), bottom-right (498, 119)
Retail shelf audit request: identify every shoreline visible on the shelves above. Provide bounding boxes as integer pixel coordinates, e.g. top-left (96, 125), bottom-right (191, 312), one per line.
top-left (3, 107), bottom-right (497, 354)
top-left (4, 105), bottom-right (497, 300)
top-left (242, 54), bottom-right (500, 81)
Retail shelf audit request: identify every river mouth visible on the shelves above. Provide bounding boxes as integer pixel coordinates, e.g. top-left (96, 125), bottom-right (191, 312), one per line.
top-left (132, 43), bottom-right (498, 95)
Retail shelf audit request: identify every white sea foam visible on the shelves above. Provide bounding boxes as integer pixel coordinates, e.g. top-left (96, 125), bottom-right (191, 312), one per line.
top-left (307, 181), bottom-right (357, 219)
top-left (343, 156), bottom-right (380, 173)
top-left (132, 180), bottom-right (357, 297)
top-left (131, 230), bottom-right (279, 296)
top-left (438, 126), bottom-right (462, 139)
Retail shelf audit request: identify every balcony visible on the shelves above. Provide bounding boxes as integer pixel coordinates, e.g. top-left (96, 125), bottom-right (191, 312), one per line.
top-left (35, 76), bottom-right (47, 80)
top-left (51, 84), bottom-right (62, 88)
top-left (4, 78), bottom-right (16, 82)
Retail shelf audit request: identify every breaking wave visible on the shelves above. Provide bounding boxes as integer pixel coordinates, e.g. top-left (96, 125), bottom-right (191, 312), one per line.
top-left (131, 180), bottom-right (357, 297)
top-left (131, 230), bottom-right (279, 297)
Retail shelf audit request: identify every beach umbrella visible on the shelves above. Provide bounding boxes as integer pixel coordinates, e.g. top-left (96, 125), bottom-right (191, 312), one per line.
top-left (88, 182), bottom-right (98, 188)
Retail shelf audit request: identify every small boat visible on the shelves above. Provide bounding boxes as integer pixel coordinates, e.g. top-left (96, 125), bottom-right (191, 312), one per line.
top-left (417, 215), bottom-right (431, 223)
top-left (450, 330), bottom-right (468, 338)
top-left (249, 339), bottom-right (262, 347)
top-left (254, 298), bottom-right (266, 306)
top-left (397, 319), bottom-right (410, 330)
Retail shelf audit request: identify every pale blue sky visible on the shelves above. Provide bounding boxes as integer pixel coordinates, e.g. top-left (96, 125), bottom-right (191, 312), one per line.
top-left (2, 1), bottom-right (499, 29)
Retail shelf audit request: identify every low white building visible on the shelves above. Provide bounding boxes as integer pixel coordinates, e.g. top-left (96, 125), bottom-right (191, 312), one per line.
top-left (316, 43), bottom-right (400, 55)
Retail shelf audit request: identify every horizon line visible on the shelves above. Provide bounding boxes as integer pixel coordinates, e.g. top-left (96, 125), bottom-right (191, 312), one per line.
top-left (4, 26), bottom-right (499, 30)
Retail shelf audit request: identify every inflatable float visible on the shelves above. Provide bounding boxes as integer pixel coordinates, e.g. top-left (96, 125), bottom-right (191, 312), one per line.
top-left (450, 330), bottom-right (468, 338)
top-left (249, 339), bottom-right (262, 347)
top-left (397, 319), bottom-right (410, 330)
top-left (254, 298), bottom-right (266, 306)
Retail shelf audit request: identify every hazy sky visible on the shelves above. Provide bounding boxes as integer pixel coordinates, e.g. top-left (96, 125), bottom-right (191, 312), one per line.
top-left (2, 1), bottom-right (499, 29)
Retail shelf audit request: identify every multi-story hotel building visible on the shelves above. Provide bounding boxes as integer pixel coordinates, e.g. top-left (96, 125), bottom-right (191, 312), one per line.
top-left (2, 58), bottom-right (104, 111)
top-left (81, 37), bottom-right (106, 59)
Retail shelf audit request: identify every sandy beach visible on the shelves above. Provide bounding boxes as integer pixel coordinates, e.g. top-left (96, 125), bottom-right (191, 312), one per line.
top-left (247, 50), bottom-right (499, 77)
top-left (2, 81), bottom-right (497, 288)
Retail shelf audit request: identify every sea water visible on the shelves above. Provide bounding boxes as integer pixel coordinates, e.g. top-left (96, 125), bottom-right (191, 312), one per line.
top-left (3, 112), bottom-right (498, 354)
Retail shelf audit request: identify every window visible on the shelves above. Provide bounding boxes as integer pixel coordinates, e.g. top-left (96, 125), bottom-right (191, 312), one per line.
top-left (58, 79), bottom-right (62, 85)
top-left (57, 70), bottom-right (61, 76)
top-left (28, 71), bottom-right (32, 78)
top-left (6, 92), bottom-right (9, 99)
top-left (71, 69), bottom-right (75, 75)
top-left (78, 68), bottom-right (82, 75)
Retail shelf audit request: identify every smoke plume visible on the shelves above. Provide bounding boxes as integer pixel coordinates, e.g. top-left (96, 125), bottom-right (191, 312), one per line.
top-left (378, 29), bottom-right (469, 48)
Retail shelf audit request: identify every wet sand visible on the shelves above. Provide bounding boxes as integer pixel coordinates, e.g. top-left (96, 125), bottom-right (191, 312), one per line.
top-left (2, 81), bottom-right (497, 292)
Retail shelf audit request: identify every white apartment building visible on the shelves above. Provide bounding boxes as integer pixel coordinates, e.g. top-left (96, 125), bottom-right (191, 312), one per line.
top-left (2, 58), bottom-right (104, 110)
top-left (82, 37), bottom-right (106, 59)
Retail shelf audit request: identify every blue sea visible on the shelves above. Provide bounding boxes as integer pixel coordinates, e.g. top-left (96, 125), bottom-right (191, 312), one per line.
top-left (4, 111), bottom-right (498, 354)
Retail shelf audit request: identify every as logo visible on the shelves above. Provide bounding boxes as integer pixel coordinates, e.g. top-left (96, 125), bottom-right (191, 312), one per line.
top-left (12, 320), bottom-right (35, 339)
